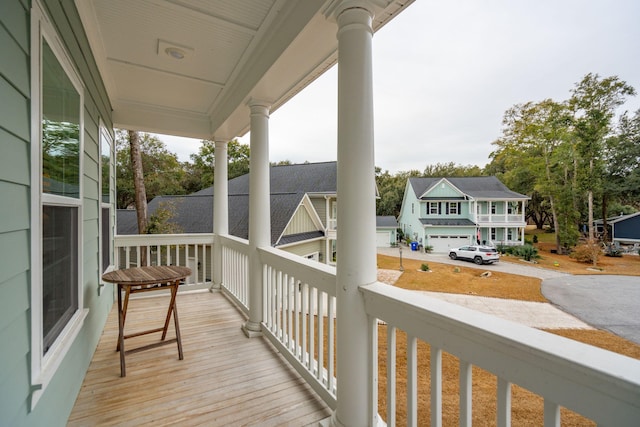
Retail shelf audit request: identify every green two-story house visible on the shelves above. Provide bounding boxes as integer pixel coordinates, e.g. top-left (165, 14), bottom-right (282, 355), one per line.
top-left (398, 177), bottom-right (529, 252)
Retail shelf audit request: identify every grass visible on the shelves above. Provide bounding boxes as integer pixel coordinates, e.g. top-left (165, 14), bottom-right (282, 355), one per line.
top-left (374, 252), bottom-right (640, 425)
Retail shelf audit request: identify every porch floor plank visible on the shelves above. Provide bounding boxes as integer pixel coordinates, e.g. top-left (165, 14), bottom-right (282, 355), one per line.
top-left (68, 291), bottom-right (331, 426)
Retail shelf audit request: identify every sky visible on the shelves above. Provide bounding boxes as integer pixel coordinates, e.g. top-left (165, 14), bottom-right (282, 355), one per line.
top-left (157, 0), bottom-right (640, 174)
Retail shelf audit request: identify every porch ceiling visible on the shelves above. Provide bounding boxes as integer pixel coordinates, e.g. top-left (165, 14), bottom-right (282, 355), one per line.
top-left (75, 0), bottom-right (414, 140)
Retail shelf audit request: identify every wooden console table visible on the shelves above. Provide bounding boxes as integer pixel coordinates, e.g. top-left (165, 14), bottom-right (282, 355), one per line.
top-left (102, 265), bottom-right (191, 377)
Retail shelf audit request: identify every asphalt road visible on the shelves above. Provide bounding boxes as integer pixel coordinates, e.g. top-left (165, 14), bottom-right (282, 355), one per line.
top-left (542, 275), bottom-right (640, 345)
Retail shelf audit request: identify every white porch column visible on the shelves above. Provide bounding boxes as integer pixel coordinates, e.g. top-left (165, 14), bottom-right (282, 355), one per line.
top-left (242, 99), bottom-right (271, 338)
top-left (211, 139), bottom-right (228, 291)
top-left (327, 2), bottom-right (377, 426)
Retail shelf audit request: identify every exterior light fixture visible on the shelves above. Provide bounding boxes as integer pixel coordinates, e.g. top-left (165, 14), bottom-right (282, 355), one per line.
top-left (158, 40), bottom-right (193, 60)
top-left (165, 47), bottom-right (186, 60)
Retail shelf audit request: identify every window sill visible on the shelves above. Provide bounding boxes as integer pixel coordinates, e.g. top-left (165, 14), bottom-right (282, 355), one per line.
top-left (30, 308), bottom-right (89, 411)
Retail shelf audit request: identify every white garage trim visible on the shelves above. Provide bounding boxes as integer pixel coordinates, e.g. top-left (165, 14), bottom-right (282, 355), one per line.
top-left (428, 235), bottom-right (472, 253)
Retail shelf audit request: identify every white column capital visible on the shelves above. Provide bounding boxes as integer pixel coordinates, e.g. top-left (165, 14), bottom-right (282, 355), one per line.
top-left (247, 97), bottom-right (272, 111)
top-left (323, 0), bottom-right (380, 22)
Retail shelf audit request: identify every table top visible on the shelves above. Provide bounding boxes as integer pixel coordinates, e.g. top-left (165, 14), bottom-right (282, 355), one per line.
top-left (102, 265), bottom-right (192, 286)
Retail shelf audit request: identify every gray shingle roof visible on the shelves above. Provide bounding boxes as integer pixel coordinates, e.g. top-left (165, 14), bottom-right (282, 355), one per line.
top-left (376, 216), bottom-right (398, 228)
top-left (117, 162), bottom-right (337, 246)
top-left (409, 176), bottom-right (527, 200)
top-left (419, 218), bottom-right (477, 226)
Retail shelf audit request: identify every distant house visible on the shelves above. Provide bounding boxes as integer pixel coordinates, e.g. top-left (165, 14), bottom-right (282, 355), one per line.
top-left (596, 212), bottom-right (640, 245)
top-left (376, 216), bottom-right (398, 247)
top-left (398, 177), bottom-right (529, 252)
top-left (119, 162), bottom-right (337, 263)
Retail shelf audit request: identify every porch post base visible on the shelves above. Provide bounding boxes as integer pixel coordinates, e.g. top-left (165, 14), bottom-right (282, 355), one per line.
top-left (319, 412), bottom-right (385, 427)
top-left (209, 282), bottom-right (221, 292)
top-left (241, 321), bottom-right (263, 338)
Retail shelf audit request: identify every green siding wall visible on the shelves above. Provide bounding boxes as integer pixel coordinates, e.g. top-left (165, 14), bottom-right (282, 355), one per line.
top-left (0, 0), bottom-right (115, 425)
top-left (0, 1), bottom-right (33, 426)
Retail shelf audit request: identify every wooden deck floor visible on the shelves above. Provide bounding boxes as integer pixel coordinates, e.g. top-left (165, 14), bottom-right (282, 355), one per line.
top-left (68, 290), bottom-right (331, 426)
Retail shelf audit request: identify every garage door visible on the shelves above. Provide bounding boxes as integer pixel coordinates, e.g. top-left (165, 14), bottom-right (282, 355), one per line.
top-left (376, 231), bottom-right (392, 247)
top-left (428, 235), bottom-right (470, 253)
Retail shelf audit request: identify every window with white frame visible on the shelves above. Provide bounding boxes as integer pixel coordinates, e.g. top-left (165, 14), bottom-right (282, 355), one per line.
top-left (491, 202), bottom-right (496, 214)
top-left (448, 202), bottom-right (460, 215)
top-left (507, 228), bottom-right (513, 241)
top-left (428, 202), bottom-right (438, 215)
top-left (490, 227), bottom-right (496, 240)
top-left (100, 125), bottom-right (113, 273)
top-left (30, 1), bottom-right (87, 407)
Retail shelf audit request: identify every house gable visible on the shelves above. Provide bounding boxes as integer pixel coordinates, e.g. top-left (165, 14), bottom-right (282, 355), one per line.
top-left (280, 194), bottom-right (324, 241)
top-left (420, 178), bottom-right (466, 200)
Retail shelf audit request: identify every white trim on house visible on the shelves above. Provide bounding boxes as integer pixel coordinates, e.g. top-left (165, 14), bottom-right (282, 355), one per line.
top-left (29, 1), bottom-right (88, 409)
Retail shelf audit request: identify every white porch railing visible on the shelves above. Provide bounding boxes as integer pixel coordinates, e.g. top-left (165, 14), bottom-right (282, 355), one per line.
top-left (259, 246), bottom-right (338, 409)
top-left (477, 214), bottom-right (524, 223)
top-left (361, 282), bottom-right (640, 426)
top-left (113, 233), bottom-right (640, 425)
top-left (219, 234), bottom-right (250, 315)
top-left (114, 233), bottom-right (214, 290)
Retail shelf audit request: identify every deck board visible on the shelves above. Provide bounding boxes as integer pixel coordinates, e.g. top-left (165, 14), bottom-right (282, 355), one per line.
top-left (68, 291), bottom-right (331, 426)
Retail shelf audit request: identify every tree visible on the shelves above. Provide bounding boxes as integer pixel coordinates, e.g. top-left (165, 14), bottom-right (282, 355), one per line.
top-left (569, 73), bottom-right (636, 240)
top-left (116, 130), bottom-right (186, 208)
top-left (186, 139), bottom-right (251, 192)
top-left (606, 109), bottom-right (640, 209)
top-left (422, 162), bottom-right (484, 177)
top-left (128, 130), bottom-right (148, 235)
top-left (490, 99), bottom-right (579, 251)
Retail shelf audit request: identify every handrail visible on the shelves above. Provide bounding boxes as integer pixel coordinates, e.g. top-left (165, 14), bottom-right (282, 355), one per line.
top-left (361, 282), bottom-right (640, 426)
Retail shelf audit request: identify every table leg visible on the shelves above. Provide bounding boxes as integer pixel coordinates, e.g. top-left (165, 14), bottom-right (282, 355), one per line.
top-left (171, 283), bottom-right (184, 360)
top-left (117, 284), bottom-right (126, 377)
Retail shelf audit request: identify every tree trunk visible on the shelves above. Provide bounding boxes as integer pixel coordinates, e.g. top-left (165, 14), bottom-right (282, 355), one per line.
top-left (601, 193), bottom-right (609, 242)
top-left (129, 130), bottom-right (148, 265)
top-left (588, 190), bottom-right (594, 241)
top-left (587, 158), bottom-right (595, 241)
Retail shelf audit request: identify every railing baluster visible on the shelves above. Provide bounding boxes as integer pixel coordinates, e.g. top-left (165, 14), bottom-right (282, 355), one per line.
top-left (277, 270), bottom-right (283, 339)
top-left (294, 279), bottom-right (300, 358)
top-left (328, 295), bottom-right (335, 392)
top-left (431, 346), bottom-right (442, 427)
top-left (368, 315), bottom-right (379, 426)
top-left (459, 360), bottom-right (472, 427)
top-left (302, 283), bottom-right (308, 365)
top-left (544, 399), bottom-right (560, 427)
top-left (387, 325), bottom-right (396, 427)
top-left (287, 276), bottom-right (296, 352)
top-left (309, 287), bottom-right (316, 372)
top-left (317, 290), bottom-right (324, 381)
top-left (497, 377), bottom-right (511, 427)
top-left (407, 334), bottom-right (418, 427)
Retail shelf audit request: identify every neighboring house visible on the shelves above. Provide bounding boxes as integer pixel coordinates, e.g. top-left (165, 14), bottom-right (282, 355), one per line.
top-left (118, 161), bottom-right (398, 263)
top-left (376, 216), bottom-right (399, 247)
top-left (595, 212), bottom-right (640, 245)
top-left (119, 162), bottom-right (337, 264)
top-left (398, 177), bottom-right (529, 252)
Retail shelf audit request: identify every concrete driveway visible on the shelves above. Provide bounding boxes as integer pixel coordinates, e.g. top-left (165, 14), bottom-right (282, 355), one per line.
top-left (542, 275), bottom-right (640, 345)
top-left (378, 246), bottom-right (640, 345)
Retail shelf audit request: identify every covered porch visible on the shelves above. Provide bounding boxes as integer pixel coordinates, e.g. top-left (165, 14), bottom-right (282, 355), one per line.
top-left (76, 0), bottom-right (640, 425)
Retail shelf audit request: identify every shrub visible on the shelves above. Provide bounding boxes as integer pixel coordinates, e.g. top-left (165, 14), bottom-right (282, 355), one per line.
top-left (604, 245), bottom-right (622, 257)
top-left (423, 245), bottom-right (434, 253)
top-left (420, 263), bottom-right (429, 271)
top-left (532, 235), bottom-right (538, 244)
top-left (570, 240), bottom-right (602, 265)
top-left (513, 244), bottom-right (538, 261)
